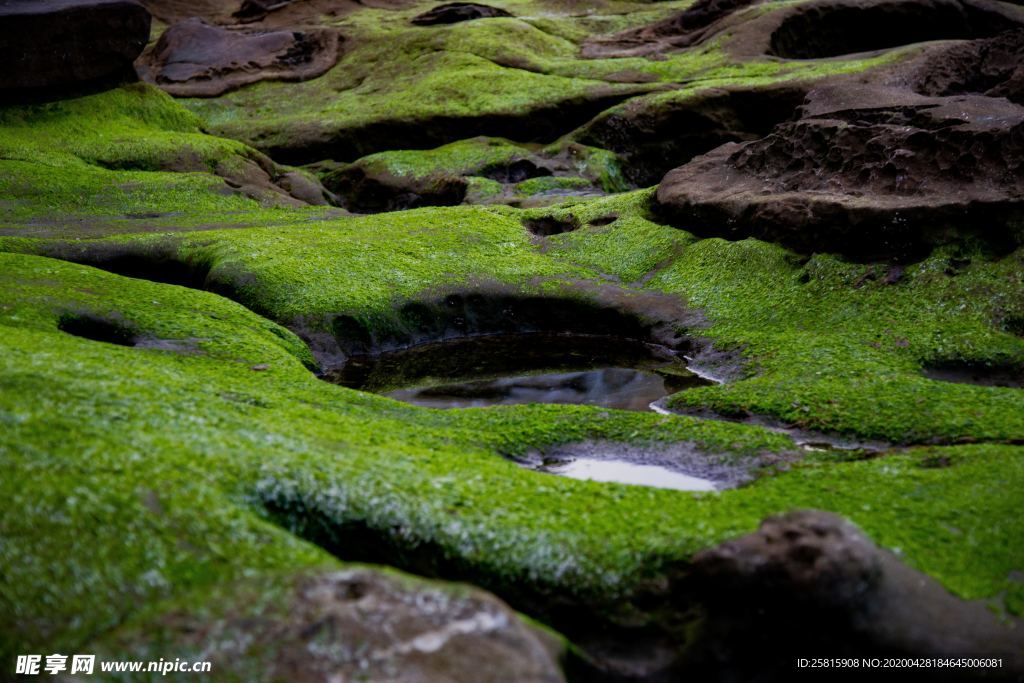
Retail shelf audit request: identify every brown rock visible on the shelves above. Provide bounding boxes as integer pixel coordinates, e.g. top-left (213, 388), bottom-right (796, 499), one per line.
top-left (109, 568), bottom-right (567, 683)
top-left (655, 90), bottom-right (1024, 261)
top-left (136, 17), bottom-right (341, 97)
top-left (0, 0), bottom-right (151, 103)
top-left (686, 510), bottom-right (1024, 679)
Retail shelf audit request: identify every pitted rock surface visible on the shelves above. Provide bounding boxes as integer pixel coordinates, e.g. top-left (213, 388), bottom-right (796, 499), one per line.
top-left (656, 91), bottom-right (1024, 260)
top-left (122, 569), bottom-right (567, 683)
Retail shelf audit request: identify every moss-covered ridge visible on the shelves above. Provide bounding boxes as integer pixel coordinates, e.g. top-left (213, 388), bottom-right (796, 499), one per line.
top-left (6, 183), bottom-right (1022, 444)
top-left (2, 252), bottom-right (1022, 668)
top-left (0, 84), bottom-right (336, 237)
top-left (180, 0), bottom-right (907, 164)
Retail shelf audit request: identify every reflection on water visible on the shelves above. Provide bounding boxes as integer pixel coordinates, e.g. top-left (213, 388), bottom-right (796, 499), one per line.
top-left (541, 457), bottom-right (717, 491)
top-left (328, 333), bottom-right (714, 411)
top-left (388, 367), bottom-right (673, 411)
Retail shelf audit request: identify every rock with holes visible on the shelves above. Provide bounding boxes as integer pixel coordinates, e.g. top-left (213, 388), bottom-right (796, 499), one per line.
top-left (99, 568), bottom-right (567, 682)
top-left (686, 510), bottom-right (1024, 677)
top-left (655, 89), bottom-right (1024, 261)
top-left (912, 28), bottom-right (1024, 104)
top-left (411, 2), bottom-right (512, 26)
top-left (136, 17), bottom-right (342, 97)
top-left (577, 85), bottom-right (808, 186)
top-left (0, 0), bottom-right (151, 102)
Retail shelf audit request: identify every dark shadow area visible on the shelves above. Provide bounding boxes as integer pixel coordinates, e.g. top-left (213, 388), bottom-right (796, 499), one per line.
top-left (57, 311), bottom-right (138, 346)
top-left (769, 0), bottom-right (1020, 59)
top-left (923, 361), bottom-right (1023, 388)
top-left (523, 215), bottom-right (580, 236)
top-left (264, 91), bottom-right (647, 165)
top-left (325, 333), bottom-right (713, 410)
top-left (480, 158), bottom-right (552, 184)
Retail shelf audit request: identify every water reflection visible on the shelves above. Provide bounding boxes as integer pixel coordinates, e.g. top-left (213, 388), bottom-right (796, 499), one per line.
top-left (541, 457), bottom-right (717, 491)
top-left (327, 333), bottom-right (714, 411)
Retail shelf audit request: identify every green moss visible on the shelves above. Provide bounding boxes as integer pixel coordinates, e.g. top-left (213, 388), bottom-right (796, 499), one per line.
top-left (1, 253), bottom-right (1021, 665)
top-left (0, 84), bottom-right (331, 231)
top-left (514, 175), bottom-right (592, 196)
top-left (336, 137), bottom-right (535, 180)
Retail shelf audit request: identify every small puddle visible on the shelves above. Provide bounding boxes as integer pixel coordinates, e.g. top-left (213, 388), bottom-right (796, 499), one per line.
top-left (541, 457), bottom-right (717, 491)
top-left (328, 334), bottom-right (714, 411)
top-left (513, 441), bottom-right (771, 492)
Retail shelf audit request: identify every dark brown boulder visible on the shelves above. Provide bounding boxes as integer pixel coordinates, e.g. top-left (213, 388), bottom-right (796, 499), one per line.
top-left (655, 90), bottom-right (1024, 261)
top-left (136, 17), bottom-right (341, 97)
top-left (685, 510), bottom-right (1024, 680)
top-left (411, 2), bottom-right (512, 26)
top-left (0, 0), bottom-right (151, 103)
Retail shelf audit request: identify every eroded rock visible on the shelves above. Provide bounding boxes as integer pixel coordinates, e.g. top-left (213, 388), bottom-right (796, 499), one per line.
top-left (656, 90), bottom-right (1024, 261)
top-left (578, 85), bottom-right (807, 186)
top-left (136, 17), bottom-right (342, 97)
top-left (102, 568), bottom-right (567, 683)
top-left (0, 0), bottom-right (151, 102)
top-left (767, 0), bottom-right (1021, 59)
top-left (411, 2), bottom-right (512, 26)
top-left (685, 510), bottom-right (1024, 677)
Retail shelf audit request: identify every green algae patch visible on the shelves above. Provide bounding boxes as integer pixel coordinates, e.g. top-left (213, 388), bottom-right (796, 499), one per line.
top-left (0, 84), bottom-right (333, 233)
top-left (1, 254), bottom-right (1021, 665)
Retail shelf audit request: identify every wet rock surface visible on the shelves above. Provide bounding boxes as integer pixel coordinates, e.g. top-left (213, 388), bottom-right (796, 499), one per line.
top-left (136, 17), bottom-right (342, 97)
top-left (114, 569), bottom-right (567, 683)
top-left (0, 0), bottom-right (151, 102)
top-left (686, 511), bottom-right (1024, 678)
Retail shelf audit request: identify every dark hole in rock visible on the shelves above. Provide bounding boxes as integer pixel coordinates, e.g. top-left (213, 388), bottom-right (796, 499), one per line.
top-left (768, 0), bottom-right (1021, 59)
top-left (479, 158), bottom-right (551, 184)
top-left (63, 250), bottom-right (213, 290)
top-left (523, 215), bottom-right (580, 236)
top-left (326, 333), bottom-right (713, 411)
top-left (58, 312), bottom-right (137, 346)
top-left (923, 361), bottom-right (1023, 388)
top-left (588, 214), bottom-right (618, 227)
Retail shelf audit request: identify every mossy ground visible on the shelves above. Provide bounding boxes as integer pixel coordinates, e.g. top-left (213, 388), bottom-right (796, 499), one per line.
top-left (2, 0), bottom-right (1023, 671)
